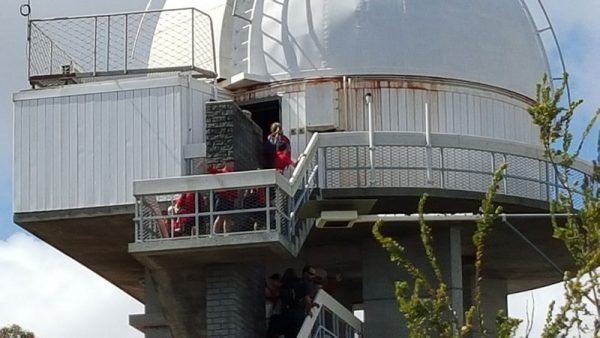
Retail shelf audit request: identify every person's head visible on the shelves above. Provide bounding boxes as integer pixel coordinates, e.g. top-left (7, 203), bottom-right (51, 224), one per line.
top-left (270, 122), bottom-right (282, 135)
top-left (302, 265), bottom-right (317, 280)
top-left (224, 157), bottom-right (235, 171)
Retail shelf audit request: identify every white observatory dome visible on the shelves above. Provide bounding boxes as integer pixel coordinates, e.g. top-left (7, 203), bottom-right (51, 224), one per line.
top-left (159, 0), bottom-right (549, 98)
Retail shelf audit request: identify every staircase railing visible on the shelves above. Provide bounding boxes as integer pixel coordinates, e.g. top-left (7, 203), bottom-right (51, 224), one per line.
top-left (297, 289), bottom-right (363, 338)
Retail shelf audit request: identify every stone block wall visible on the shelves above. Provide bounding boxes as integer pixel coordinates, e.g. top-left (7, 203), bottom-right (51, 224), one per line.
top-left (205, 101), bottom-right (262, 172)
top-left (206, 264), bottom-right (265, 338)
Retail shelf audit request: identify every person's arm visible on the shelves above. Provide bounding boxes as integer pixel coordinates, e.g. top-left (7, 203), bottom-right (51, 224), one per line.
top-left (282, 135), bottom-right (291, 152)
top-left (207, 166), bottom-right (220, 174)
top-left (286, 154), bottom-right (295, 168)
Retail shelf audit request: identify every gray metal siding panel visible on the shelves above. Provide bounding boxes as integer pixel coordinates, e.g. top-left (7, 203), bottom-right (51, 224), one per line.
top-left (13, 84), bottom-right (188, 213)
top-left (344, 86), bottom-right (537, 145)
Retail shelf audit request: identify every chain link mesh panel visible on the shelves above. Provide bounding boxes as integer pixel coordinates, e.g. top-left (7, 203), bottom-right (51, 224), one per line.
top-left (29, 9), bottom-right (216, 81)
top-left (321, 143), bottom-right (592, 205)
top-left (134, 184), bottom-right (298, 241)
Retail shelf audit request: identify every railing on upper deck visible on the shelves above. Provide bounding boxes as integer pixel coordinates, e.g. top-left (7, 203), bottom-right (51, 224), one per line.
top-left (28, 8), bottom-right (216, 86)
top-left (133, 131), bottom-right (593, 255)
top-left (133, 133), bottom-right (320, 256)
top-left (318, 132), bottom-right (594, 207)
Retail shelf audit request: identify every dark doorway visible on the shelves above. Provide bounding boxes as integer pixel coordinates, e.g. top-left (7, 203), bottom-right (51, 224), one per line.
top-left (240, 99), bottom-right (281, 140)
top-left (240, 99), bottom-right (281, 169)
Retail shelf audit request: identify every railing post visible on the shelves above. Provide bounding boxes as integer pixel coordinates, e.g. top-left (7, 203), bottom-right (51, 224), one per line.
top-left (365, 93), bottom-right (376, 186)
top-left (191, 9), bottom-right (195, 69)
top-left (134, 198), bottom-right (140, 242)
top-left (93, 16), bottom-right (98, 76)
top-left (266, 186), bottom-right (271, 232)
top-left (123, 14), bottom-right (128, 74)
top-left (138, 198), bottom-right (144, 242)
top-left (209, 190), bottom-right (214, 237)
top-left (106, 16), bottom-right (111, 72)
top-left (194, 191), bottom-right (199, 237)
top-left (502, 153), bottom-right (508, 193)
top-left (49, 40), bottom-right (54, 74)
top-left (440, 147), bottom-right (445, 189)
top-left (424, 102), bottom-right (434, 185)
top-left (27, 21), bottom-right (32, 79)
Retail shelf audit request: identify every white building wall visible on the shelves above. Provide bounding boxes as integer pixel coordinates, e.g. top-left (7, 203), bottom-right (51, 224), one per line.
top-left (13, 76), bottom-right (220, 213)
top-left (340, 79), bottom-right (539, 145)
top-left (235, 79), bottom-right (540, 157)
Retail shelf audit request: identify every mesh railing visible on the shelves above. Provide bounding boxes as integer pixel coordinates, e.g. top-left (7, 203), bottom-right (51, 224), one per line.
top-left (136, 184), bottom-right (285, 240)
top-left (134, 161), bottom-right (319, 251)
top-left (28, 8), bottom-right (216, 83)
top-left (320, 133), bottom-right (594, 207)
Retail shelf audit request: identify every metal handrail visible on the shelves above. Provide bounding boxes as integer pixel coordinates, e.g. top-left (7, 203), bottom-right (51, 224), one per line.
top-left (318, 132), bottom-right (593, 207)
top-left (297, 289), bottom-right (363, 338)
top-left (28, 7), bottom-right (213, 23)
top-left (132, 131), bottom-right (592, 246)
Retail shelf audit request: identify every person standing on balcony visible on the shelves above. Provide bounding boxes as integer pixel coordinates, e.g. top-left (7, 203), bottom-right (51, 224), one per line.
top-left (208, 158), bottom-right (237, 234)
top-left (273, 141), bottom-right (296, 175)
top-left (170, 192), bottom-right (195, 236)
top-left (264, 122), bottom-right (291, 169)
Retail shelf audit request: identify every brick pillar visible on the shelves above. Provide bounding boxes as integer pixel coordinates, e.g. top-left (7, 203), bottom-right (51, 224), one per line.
top-left (206, 263), bottom-right (266, 338)
top-left (205, 101), bottom-right (262, 171)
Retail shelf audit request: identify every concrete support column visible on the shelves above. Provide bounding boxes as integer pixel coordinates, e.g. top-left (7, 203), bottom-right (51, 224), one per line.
top-left (361, 237), bottom-right (418, 337)
top-left (463, 269), bottom-right (508, 336)
top-left (437, 227), bottom-right (464, 327)
top-left (480, 278), bottom-right (508, 336)
top-left (361, 226), bottom-right (463, 337)
top-left (129, 269), bottom-right (172, 338)
top-left (206, 263), bottom-right (266, 338)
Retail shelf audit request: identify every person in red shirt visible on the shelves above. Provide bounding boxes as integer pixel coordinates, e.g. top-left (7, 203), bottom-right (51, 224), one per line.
top-left (273, 141), bottom-right (295, 174)
top-left (208, 158), bottom-right (237, 234)
top-left (173, 192), bottom-right (195, 236)
top-left (264, 122), bottom-right (291, 169)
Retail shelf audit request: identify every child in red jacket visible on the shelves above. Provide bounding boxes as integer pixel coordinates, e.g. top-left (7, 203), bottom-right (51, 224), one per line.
top-left (273, 142), bottom-right (295, 174)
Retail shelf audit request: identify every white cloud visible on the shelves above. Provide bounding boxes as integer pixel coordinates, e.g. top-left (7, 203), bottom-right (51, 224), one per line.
top-left (0, 233), bottom-right (143, 338)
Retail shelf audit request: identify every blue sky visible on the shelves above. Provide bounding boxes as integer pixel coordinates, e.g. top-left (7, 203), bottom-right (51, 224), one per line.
top-left (1, 0), bottom-right (599, 337)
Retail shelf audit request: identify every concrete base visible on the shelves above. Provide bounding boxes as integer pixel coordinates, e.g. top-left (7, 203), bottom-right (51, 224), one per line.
top-left (133, 264), bottom-right (266, 338)
top-left (206, 264), bottom-right (265, 338)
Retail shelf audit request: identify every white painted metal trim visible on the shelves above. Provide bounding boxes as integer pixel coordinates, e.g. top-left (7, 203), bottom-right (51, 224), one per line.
top-left (133, 169), bottom-right (279, 196)
top-left (298, 289), bottom-right (363, 338)
top-left (13, 75), bottom-right (187, 101)
top-left (182, 143), bottom-right (206, 159)
top-left (340, 213), bottom-right (573, 224)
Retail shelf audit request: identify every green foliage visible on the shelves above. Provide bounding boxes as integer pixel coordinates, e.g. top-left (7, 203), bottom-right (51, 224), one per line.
top-left (527, 74), bottom-right (600, 337)
top-left (372, 163), bottom-right (521, 337)
top-left (373, 73), bottom-right (600, 337)
top-left (0, 324), bottom-right (35, 338)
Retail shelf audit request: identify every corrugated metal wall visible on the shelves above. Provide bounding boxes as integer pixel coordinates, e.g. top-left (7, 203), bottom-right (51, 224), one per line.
top-left (341, 79), bottom-right (539, 145)
top-left (235, 78), bottom-right (540, 161)
top-left (13, 77), bottom-right (217, 213)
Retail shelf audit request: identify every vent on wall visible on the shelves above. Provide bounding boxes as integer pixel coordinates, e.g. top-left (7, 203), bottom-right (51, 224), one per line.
top-left (315, 210), bottom-right (358, 229)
